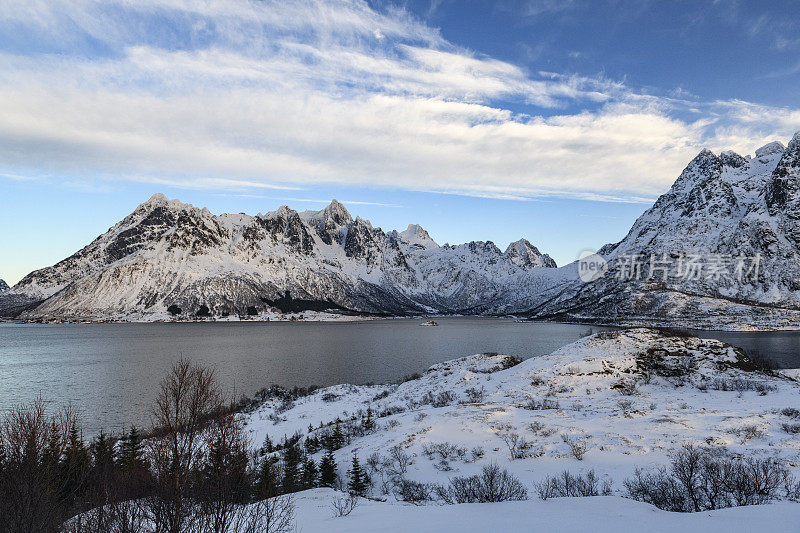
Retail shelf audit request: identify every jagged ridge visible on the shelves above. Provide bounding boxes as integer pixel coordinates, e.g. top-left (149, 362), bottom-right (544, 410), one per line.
top-left (0, 197), bottom-right (557, 320)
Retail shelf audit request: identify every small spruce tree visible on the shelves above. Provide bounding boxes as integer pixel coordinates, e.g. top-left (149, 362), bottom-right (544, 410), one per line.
top-left (300, 456), bottom-right (319, 489)
top-left (319, 450), bottom-right (338, 488)
top-left (347, 453), bottom-right (367, 497)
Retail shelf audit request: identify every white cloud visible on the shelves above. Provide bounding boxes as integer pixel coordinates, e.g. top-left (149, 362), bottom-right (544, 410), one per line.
top-left (0, 0), bottom-right (797, 203)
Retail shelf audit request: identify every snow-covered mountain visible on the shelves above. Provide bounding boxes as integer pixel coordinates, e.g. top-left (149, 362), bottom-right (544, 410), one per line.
top-left (0, 197), bottom-right (557, 320)
top-left (527, 133), bottom-right (800, 328)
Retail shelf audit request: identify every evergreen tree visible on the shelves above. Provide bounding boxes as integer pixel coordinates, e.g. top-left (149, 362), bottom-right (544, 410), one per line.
top-left (319, 450), bottom-right (338, 488)
top-left (59, 423), bottom-right (90, 510)
top-left (254, 456), bottom-right (279, 499)
top-left (282, 443), bottom-right (302, 493)
top-left (261, 434), bottom-right (274, 455)
top-left (117, 426), bottom-right (145, 472)
top-left (300, 456), bottom-right (318, 489)
top-left (363, 407), bottom-right (375, 432)
top-left (347, 453), bottom-right (367, 496)
top-left (328, 422), bottom-right (345, 451)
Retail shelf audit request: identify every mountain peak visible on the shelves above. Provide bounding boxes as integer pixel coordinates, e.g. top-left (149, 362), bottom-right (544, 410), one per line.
top-left (0, 279), bottom-right (8, 292)
top-left (145, 193), bottom-right (169, 205)
top-left (504, 239), bottom-right (557, 269)
top-left (399, 223), bottom-right (438, 249)
top-left (323, 199), bottom-right (352, 225)
top-left (755, 141), bottom-right (786, 159)
top-left (719, 150), bottom-right (748, 168)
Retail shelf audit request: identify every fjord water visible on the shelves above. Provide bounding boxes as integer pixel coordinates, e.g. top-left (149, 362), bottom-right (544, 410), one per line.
top-left (0, 318), bottom-right (798, 435)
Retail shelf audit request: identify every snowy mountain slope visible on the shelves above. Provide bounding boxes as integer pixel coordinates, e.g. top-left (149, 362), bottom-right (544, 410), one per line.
top-left (242, 329), bottom-right (800, 526)
top-left (0, 279), bottom-right (8, 292)
top-left (0, 197), bottom-right (557, 320)
top-left (526, 132), bottom-right (800, 328)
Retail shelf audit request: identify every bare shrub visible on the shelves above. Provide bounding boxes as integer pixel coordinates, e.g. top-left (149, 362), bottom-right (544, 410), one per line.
top-left (708, 378), bottom-right (776, 394)
top-left (422, 442), bottom-right (467, 462)
top-left (394, 478), bottom-right (438, 505)
top-left (782, 423), bottom-right (800, 434)
top-left (233, 495), bottom-right (295, 533)
top-left (613, 378), bottom-right (638, 396)
top-left (385, 445), bottom-right (412, 476)
top-left (562, 435), bottom-right (590, 460)
top-left (464, 386), bottom-right (486, 403)
top-left (499, 432), bottom-right (530, 460)
top-left (468, 446), bottom-right (485, 462)
top-left (617, 399), bottom-right (633, 411)
top-left (780, 408), bottom-right (800, 418)
top-left (522, 398), bottom-right (560, 410)
top-left (447, 464), bottom-right (528, 503)
top-left (727, 424), bottom-right (764, 443)
top-left (624, 444), bottom-right (798, 512)
top-left (537, 470), bottom-right (612, 500)
top-left (331, 492), bottom-right (359, 517)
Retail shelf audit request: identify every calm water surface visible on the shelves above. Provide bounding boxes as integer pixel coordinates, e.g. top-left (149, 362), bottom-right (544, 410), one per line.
top-left (0, 318), bottom-right (797, 434)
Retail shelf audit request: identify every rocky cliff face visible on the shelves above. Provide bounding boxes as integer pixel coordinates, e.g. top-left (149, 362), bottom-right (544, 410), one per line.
top-left (0, 196), bottom-right (557, 320)
top-left (526, 133), bottom-right (800, 328)
top-left (0, 279), bottom-right (8, 292)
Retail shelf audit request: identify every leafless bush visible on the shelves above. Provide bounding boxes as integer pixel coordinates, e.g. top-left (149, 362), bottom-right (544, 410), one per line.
top-left (468, 446), bottom-right (485, 462)
top-left (464, 386), bottom-right (486, 403)
top-left (613, 378), bottom-right (638, 396)
top-left (421, 390), bottom-right (456, 408)
top-left (624, 444), bottom-right (798, 512)
top-left (537, 470), bottom-right (612, 500)
top-left (781, 423), bottom-right (800, 434)
top-left (562, 435), bottom-right (590, 460)
top-left (422, 442), bottom-right (467, 462)
top-left (321, 393), bottom-right (340, 403)
top-left (446, 464), bottom-right (528, 503)
top-left (708, 378), bottom-right (776, 394)
top-left (527, 421), bottom-right (556, 437)
top-left (232, 495), bottom-right (295, 533)
top-left (727, 424), bottom-right (764, 443)
top-left (522, 398), bottom-right (560, 410)
top-left (394, 478), bottom-right (438, 505)
top-left (499, 432), bottom-right (531, 460)
top-left (385, 445), bottom-right (412, 476)
top-left (331, 492), bottom-right (359, 517)
top-left (780, 407), bottom-right (800, 418)
top-left (617, 399), bottom-right (633, 411)
top-left (530, 376), bottom-right (546, 386)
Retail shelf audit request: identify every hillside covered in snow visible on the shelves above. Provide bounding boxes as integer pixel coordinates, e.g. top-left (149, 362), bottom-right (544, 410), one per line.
top-left (242, 328), bottom-right (800, 530)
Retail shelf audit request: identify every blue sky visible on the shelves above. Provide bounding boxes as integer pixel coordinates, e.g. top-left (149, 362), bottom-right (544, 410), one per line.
top-left (1, 0), bottom-right (799, 284)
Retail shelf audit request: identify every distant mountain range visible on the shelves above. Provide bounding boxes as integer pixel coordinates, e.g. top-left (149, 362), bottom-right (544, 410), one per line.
top-left (2, 133), bottom-right (799, 328)
top-left (0, 195), bottom-right (558, 320)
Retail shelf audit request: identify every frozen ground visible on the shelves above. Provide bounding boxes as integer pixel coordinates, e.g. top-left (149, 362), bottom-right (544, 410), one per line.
top-left (243, 328), bottom-right (800, 530)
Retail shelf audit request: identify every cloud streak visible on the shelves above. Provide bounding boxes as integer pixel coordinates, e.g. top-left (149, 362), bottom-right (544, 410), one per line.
top-left (0, 0), bottom-right (797, 203)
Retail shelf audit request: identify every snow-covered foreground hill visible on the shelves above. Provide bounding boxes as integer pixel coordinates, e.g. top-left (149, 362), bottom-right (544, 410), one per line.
top-left (243, 329), bottom-right (800, 530)
top-left (289, 489), bottom-right (799, 532)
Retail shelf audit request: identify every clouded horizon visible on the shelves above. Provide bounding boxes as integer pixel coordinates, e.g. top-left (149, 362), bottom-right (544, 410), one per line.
top-left (1, 0), bottom-right (799, 284)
